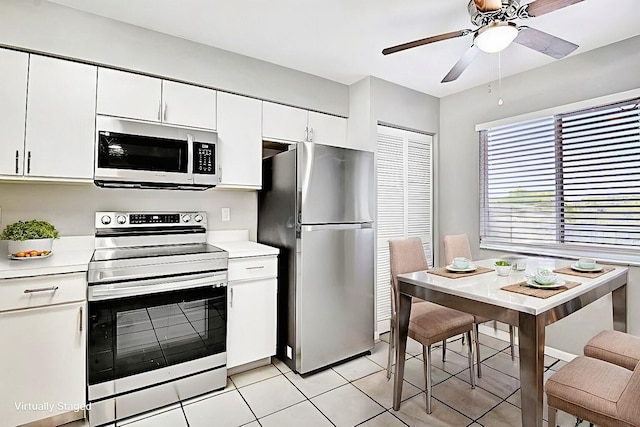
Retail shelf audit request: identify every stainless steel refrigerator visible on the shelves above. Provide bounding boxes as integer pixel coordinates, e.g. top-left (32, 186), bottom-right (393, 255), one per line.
top-left (258, 142), bottom-right (374, 374)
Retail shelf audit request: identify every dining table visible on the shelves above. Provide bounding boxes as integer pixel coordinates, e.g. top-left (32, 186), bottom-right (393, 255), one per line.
top-left (392, 257), bottom-right (628, 427)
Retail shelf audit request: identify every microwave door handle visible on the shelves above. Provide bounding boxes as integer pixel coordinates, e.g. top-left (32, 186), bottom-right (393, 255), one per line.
top-left (187, 134), bottom-right (194, 179)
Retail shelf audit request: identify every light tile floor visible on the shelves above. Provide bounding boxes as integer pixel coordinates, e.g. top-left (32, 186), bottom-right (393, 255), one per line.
top-left (65, 333), bottom-right (587, 427)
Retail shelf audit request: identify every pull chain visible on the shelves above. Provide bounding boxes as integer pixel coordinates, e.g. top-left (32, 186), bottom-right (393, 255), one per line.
top-left (498, 52), bottom-right (504, 106)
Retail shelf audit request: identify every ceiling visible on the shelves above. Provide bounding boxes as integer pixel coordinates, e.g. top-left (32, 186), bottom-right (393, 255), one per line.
top-left (47, 0), bottom-right (640, 98)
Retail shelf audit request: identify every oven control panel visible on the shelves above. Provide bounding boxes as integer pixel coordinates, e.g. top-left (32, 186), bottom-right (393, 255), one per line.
top-left (96, 212), bottom-right (207, 228)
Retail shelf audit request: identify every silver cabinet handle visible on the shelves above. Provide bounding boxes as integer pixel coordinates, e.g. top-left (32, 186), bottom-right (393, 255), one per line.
top-left (27, 151), bottom-right (31, 174)
top-left (230, 287), bottom-right (233, 308)
top-left (15, 150), bottom-right (19, 174)
top-left (163, 101), bottom-right (167, 121)
top-left (157, 100), bottom-right (162, 121)
top-left (79, 306), bottom-right (83, 332)
top-left (24, 286), bottom-right (59, 294)
top-left (304, 127), bottom-right (308, 141)
top-left (308, 127), bottom-right (314, 141)
top-left (245, 266), bottom-right (265, 270)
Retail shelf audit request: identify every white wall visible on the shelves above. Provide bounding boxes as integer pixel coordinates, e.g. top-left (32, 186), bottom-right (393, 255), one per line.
top-left (439, 35), bottom-right (640, 354)
top-left (0, 0), bottom-right (348, 116)
top-left (0, 183), bottom-right (257, 240)
top-left (348, 76), bottom-right (440, 151)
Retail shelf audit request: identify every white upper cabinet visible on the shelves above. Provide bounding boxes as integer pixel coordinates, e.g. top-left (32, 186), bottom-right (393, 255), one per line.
top-left (0, 49), bottom-right (28, 178)
top-left (162, 80), bottom-right (217, 130)
top-left (262, 102), bottom-right (308, 143)
top-left (217, 93), bottom-right (262, 189)
top-left (262, 101), bottom-right (347, 147)
top-left (97, 68), bottom-right (161, 122)
top-left (24, 55), bottom-right (97, 180)
top-left (307, 111), bottom-right (347, 148)
top-left (97, 68), bottom-right (217, 130)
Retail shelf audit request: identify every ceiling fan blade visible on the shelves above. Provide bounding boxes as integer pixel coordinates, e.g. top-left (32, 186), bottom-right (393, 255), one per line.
top-left (525, 0), bottom-right (584, 17)
top-left (441, 45), bottom-right (480, 83)
top-left (382, 29), bottom-right (472, 55)
top-left (514, 26), bottom-right (578, 59)
top-left (473, 0), bottom-right (503, 12)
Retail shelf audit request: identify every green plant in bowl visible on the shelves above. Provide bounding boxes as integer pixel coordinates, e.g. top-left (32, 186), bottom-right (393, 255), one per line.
top-left (1, 220), bottom-right (59, 257)
top-left (495, 260), bottom-right (512, 276)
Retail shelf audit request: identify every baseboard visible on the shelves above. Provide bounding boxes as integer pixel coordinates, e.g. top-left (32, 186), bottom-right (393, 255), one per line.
top-left (477, 324), bottom-right (577, 362)
top-left (227, 357), bottom-right (272, 376)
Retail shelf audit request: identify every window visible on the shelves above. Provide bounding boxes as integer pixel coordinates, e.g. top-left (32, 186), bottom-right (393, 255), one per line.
top-left (480, 97), bottom-right (640, 262)
top-left (376, 125), bottom-right (433, 333)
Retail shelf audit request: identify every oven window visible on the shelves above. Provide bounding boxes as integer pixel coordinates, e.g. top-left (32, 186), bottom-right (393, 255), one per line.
top-left (88, 286), bottom-right (226, 385)
top-left (97, 131), bottom-right (188, 173)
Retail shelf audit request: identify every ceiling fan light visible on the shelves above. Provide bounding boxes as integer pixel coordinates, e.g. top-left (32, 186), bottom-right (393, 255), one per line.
top-left (475, 21), bottom-right (518, 53)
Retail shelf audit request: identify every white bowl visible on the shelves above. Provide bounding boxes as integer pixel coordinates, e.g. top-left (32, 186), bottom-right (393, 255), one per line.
top-left (6, 238), bottom-right (53, 256)
top-left (452, 257), bottom-right (470, 269)
top-left (534, 271), bottom-right (558, 285)
top-left (577, 258), bottom-right (596, 269)
top-left (495, 265), bottom-right (512, 276)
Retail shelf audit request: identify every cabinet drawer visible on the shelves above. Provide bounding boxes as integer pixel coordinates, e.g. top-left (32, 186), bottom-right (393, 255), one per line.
top-left (0, 272), bottom-right (86, 312)
top-left (228, 256), bottom-right (277, 281)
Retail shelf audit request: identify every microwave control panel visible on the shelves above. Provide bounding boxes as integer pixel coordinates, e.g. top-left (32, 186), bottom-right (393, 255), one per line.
top-left (193, 141), bottom-right (215, 175)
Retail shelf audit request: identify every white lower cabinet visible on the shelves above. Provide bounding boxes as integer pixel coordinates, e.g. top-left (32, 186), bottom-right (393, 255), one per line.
top-left (0, 301), bottom-right (86, 426)
top-left (226, 256), bottom-right (277, 369)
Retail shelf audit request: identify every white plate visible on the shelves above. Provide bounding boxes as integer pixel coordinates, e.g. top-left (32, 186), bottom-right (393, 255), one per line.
top-left (445, 264), bottom-right (478, 273)
top-left (570, 263), bottom-right (604, 273)
top-left (526, 278), bottom-right (566, 289)
top-left (9, 252), bottom-right (53, 261)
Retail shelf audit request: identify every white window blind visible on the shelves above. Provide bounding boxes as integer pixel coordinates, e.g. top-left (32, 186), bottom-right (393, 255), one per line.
top-left (480, 97), bottom-right (640, 260)
top-left (376, 125), bottom-right (433, 333)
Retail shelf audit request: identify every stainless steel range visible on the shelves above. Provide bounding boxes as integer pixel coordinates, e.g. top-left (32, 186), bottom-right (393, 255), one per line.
top-left (86, 211), bottom-right (228, 427)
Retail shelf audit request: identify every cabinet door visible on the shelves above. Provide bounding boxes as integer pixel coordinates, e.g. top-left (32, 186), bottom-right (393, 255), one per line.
top-left (25, 56), bottom-right (96, 179)
top-left (0, 302), bottom-right (86, 426)
top-left (308, 111), bottom-right (347, 148)
top-left (162, 80), bottom-right (216, 130)
top-left (217, 93), bottom-right (262, 189)
top-left (227, 278), bottom-right (277, 368)
top-left (262, 101), bottom-right (308, 143)
top-left (0, 49), bottom-right (28, 178)
top-left (97, 68), bottom-right (161, 122)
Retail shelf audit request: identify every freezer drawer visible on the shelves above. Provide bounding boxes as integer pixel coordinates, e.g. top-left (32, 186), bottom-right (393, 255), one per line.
top-left (296, 224), bottom-right (374, 373)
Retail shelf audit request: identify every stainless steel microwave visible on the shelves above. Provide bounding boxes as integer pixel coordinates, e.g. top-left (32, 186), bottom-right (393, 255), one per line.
top-left (94, 116), bottom-right (218, 190)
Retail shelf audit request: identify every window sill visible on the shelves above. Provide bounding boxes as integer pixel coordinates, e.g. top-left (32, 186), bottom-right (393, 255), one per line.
top-left (480, 242), bottom-right (640, 268)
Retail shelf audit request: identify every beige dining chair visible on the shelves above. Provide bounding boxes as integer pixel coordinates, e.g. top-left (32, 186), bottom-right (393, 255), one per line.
top-left (546, 357), bottom-right (640, 427)
top-left (443, 233), bottom-right (516, 377)
top-left (386, 237), bottom-right (476, 414)
top-left (584, 330), bottom-right (640, 371)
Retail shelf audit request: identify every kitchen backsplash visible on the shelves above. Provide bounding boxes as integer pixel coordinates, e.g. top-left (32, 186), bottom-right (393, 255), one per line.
top-left (0, 182), bottom-right (257, 239)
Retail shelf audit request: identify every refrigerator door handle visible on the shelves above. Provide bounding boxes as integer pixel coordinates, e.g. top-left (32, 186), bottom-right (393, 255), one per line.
top-left (301, 223), bottom-right (372, 232)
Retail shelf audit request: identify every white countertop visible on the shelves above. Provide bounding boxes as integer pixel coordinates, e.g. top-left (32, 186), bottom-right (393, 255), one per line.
top-left (207, 229), bottom-right (279, 259)
top-left (398, 257), bottom-right (628, 315)
top-left (0, 236), bottom-right (94, 280)
top-left (211, 240), bottom-right (279, 259)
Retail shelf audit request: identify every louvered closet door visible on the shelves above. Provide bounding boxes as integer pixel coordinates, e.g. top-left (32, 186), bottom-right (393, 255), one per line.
top-left (376, 125), bottom-right (433, 334)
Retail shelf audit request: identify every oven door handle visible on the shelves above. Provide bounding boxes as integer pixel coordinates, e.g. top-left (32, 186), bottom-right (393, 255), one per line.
top-left (88, 272), bottom-right (227, 301)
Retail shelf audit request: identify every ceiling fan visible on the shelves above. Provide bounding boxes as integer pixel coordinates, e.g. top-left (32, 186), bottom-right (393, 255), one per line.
top-left (382, 0), bottom-right (582, 83)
